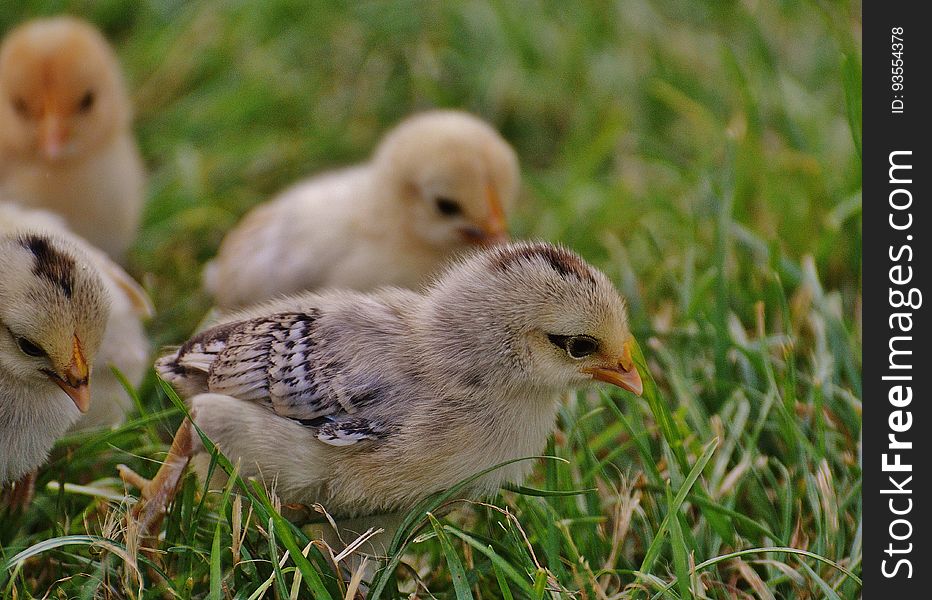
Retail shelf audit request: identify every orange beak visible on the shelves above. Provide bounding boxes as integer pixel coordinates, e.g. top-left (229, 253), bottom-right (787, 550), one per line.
top-left (583, 340), bottom-right (643, 396)
top-left (482, 182), bottom-right (509, 244)
top-left (39, 114), bottom-right (67, 160)
top-left (48, 335), bottom-right (90, 413)
top-left (459, 183), bottom-right (509, 245)
top-left (38, 94), bottom-right (68, 160)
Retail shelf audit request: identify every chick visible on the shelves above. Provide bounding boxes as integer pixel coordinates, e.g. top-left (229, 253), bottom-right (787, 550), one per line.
top-left (0, 202), bottom-right (152, 430)
top-left (0, 16), bottom-right (145, 262)
top-left (203, 110), bottom-right (519, 309)
top-left (122, 242), bottom-right (642, 534)
top-left (0, 231), bottom-right (109, 506)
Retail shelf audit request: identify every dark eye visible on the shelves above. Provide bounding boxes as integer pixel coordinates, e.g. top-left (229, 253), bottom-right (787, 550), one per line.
top-left (547, 334), bottom-right (599, 359)
top-left (11, 97), bottom-right (28, 117)
top-left (78, 91), bottom-right (95, 112)
top-left (435, 197), bottom-right (463, 217)
top-left (16, 337), bottom-right (46, 358)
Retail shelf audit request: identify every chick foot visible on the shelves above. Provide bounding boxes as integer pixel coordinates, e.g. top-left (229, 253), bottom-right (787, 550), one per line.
top-left (2, 470), bottom-right (37, 512)
top-left (118, 418), bottom-right (195, 534)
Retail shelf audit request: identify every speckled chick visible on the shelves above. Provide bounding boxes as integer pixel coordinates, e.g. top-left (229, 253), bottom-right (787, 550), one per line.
top-left (0, 16), bottom-right (145, 262)
top-left (0, 203), bottom-right (152, 430)
top-left (125, 242), bottom-right (642, 533)
top-left (203, 110), bottom-right (519, 309)
top-left (0, 231), bottom-right (109, 486)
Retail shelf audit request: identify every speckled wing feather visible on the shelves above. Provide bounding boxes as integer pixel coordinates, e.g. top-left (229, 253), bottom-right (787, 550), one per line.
top-left (156, 311), bottom-right (389, 445)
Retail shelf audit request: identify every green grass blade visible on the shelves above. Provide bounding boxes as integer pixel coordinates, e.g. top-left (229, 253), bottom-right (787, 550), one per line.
top-left (648, 546), bottom-right (862, 599)
top-left (532, 568), bottom-right (547, 600)
top-left (492, 557), bottom-right (516, 600)
top-left (264, 497), bottom-right (334, 598)
top-left (369, 455), bottom-right (566, 599)
top-left (628, 338), bottom-right (688, 472)
top-left (209, 518), bottom-right (223, 600)
top-left (626, 341), bottom-right (733, 542)
top-left (503, 483), bottom-right (596, 497)
top-left (666, 485), bottom-right (693, 600)
top-left (443, 526), bottom-right (535, 595)
top-left (208, 468), bottom-right (237, 600)
top-left (428, 514), bottom-right (474, 600)
top-left (638, 437), bottom-right (719, 578)
top-left (641, 483), bottom-right (783, 544)
top-left (267, 518), bottom-right (289, 596)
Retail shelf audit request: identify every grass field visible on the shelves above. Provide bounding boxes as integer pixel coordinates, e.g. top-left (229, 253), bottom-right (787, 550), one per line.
top-left (0, 1), bottom-right (862, 598)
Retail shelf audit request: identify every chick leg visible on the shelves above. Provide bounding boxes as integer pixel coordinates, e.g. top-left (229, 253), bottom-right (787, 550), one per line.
top-left (118, 418), bottom-right (195, 533)
top-left (4, 470), bottom-right (37, 512)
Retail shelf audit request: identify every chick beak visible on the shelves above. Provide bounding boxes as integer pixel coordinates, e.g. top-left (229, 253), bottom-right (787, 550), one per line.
top-left (583, 340), bottom-right (643, 396)
top-left (49, 335), bottom-right (90, 413)
top-left (39, 110), bottom-right (67, 160)
top-left (481, 182), bottom-right (509, 245)
top-left (459, 184), bottom-right (510, 245)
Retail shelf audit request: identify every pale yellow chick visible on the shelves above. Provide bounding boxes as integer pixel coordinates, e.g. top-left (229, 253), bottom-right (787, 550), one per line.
top-left (0, 202), bottom-right (152, 430)
top-left (204, 110), bottom-right (520, 309)
top-left (0, 16), bottom-right (145, 263)
top-left (123, 242), bottom-right (642, 543)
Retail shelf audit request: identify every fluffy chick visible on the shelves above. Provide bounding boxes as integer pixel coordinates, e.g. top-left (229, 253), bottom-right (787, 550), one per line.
top-left (123, 242), bottom-right (642, 533)
top-left (0, 231), bottom-right (109, 490)
top-left (0, 203), bottom-right (152, 430)
top-left (0, 16), bottom-right (145, 262)
top-left (203, 110), bottom-right (519, 309)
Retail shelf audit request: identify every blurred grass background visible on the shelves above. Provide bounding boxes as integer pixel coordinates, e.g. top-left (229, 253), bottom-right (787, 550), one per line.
top-left (0, 0), bottom-right (862, 598)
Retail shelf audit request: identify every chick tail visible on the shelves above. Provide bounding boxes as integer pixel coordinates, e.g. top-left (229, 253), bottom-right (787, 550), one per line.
top-left (154, 349), bottom-right (187, 385)
top-left (155, 347), bottom-right (215, 401)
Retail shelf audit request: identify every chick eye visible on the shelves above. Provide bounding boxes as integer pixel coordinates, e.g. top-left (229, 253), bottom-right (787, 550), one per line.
top-left (16, 337), bottom-right (46, 358)
top-left (11, 97), bottom-right (28, 117)
top-left (78, 91), bottom-right (95, 112)
top-left (547, 334), bottom-right (599, 359)
top-left (435, 197), bottom-right (463, 217)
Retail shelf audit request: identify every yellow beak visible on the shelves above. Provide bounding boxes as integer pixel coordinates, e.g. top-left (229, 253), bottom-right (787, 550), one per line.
top-left (48, 335), bottom-right (90, 413)
top-left (583, 340), bottom-right (643, 396)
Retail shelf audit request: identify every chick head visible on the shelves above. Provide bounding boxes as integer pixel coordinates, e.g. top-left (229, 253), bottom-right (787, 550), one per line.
top-left (424, 241), bottom-right (642, 395)
top-left (0, 233), bottom-right (110, 412)
top-left (372, 110), bottom-right (519, 251)
top-left (0, 16), bottom-right (129, 162)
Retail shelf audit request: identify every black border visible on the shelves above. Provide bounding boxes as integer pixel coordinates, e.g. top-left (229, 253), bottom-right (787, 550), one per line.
top-left (863, 2), bottom-right (930, 594)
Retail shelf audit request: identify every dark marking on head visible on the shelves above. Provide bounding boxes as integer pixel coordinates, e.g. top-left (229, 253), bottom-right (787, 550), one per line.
top-left (493, 243), bottom-right (596, 284)
top-left (19, 234), bottom-right (75, 298)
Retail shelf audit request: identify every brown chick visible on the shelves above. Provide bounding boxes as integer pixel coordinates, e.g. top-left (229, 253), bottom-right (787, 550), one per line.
top-left (0, 16), bottom-right (145, 263)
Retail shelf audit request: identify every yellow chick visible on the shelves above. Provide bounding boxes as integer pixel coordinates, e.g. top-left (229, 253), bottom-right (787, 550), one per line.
top-left (0, 230), bottom-right (109, 508)
top-left (122, 242), bottom-right (642, 538)
top-left (0, 16), bottom-right (145, 263)
top-left (0, 202), bottom-right (152, 430)
top-left (204, 110), bottom-right (519, 309)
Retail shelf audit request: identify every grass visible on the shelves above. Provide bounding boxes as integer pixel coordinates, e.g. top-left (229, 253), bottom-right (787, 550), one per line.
top-left (0, 0), bottom-right (862, 597)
